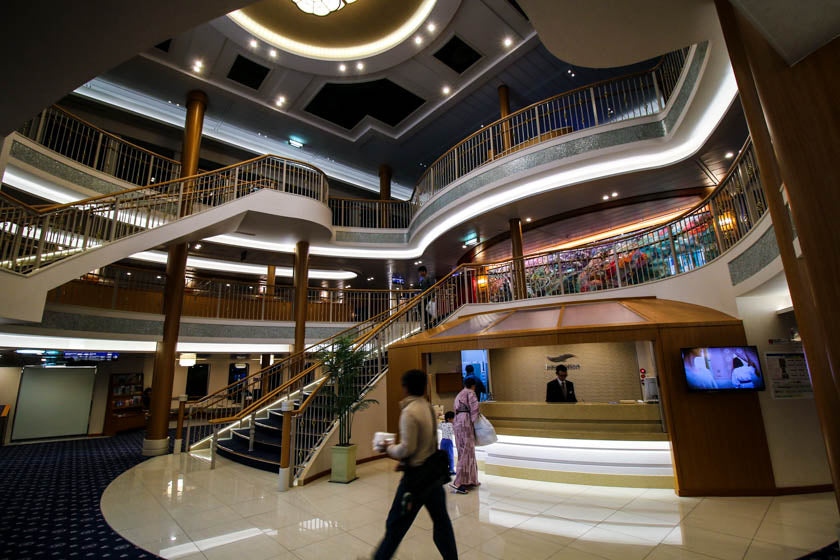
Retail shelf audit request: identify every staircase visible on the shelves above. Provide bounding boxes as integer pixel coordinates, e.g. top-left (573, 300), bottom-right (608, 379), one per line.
top-left (0, 155), bottom-right (330, 322)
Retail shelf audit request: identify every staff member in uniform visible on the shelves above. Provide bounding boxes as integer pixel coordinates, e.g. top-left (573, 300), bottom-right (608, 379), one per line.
top-left (546, 365), bottom-right (577, 403)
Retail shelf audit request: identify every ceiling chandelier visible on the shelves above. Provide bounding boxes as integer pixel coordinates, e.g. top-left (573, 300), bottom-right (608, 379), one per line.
top-left (291, 0), bottom-right (358, 16)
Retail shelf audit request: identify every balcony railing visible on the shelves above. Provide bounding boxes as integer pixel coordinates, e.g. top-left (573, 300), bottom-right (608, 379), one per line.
top-left (0, 154), bottom-right (329, 274)
top-left (12, 46), bottom-right (692, 235)
top-left (46, 265), bottom-right (418, 323)
top-left (17, 105), bottom-right (192, 187)
top-left (195, 136), bottom-right (767, 482)
top-left (330, 45), bottom-right (691, 229)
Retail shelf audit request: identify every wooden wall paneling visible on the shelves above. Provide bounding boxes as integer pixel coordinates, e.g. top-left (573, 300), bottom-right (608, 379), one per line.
top-left (385, 346), bottom-right (424, 434)
top-left (657, 324), bottom-right (775, 495)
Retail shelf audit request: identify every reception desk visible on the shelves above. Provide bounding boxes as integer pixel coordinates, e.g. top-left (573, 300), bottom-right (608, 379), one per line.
top-left (476, 401), bottom-right (674, 488)
top-left (479, 401), bottom-right (666, 441)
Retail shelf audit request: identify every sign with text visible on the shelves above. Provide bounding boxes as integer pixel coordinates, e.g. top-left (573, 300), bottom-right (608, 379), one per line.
top-left (765, 352), bottom-right (812, 399)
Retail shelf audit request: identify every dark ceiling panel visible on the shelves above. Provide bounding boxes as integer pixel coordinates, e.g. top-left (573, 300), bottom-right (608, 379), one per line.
top-left (434, 35), bottom-right (483, 74)
top-left (305, 79), bottom-right (426, 129)
top-left (227, 55), bottom-right (270, 90)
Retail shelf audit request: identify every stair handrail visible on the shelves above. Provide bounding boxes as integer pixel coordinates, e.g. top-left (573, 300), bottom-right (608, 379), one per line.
top-left (0, 153), bottom-right (330, 274)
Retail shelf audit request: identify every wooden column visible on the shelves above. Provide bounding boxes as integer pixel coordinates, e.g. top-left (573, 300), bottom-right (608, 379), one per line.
top-left (143, 90), bottom-right (207, 456)
top-left (293, 241), bottom-right (310, 354)
top-left (510, 218), bottom-right (526, 300)
top-left (498, 84), bottom-right (512, 153)
top-left (266, 265), bottom-right (276, 295)
top-left (379, 164), bottom-right (391, 228)
top-left (715, 0), bottom-right (840, 507)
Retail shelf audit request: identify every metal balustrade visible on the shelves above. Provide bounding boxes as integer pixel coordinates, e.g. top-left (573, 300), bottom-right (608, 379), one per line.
top-left (196, 137), bottom-right (766, 483)
top-left (0, 154), bottom-right (329, 274)
top-left (13, 46), bottom-right (691, 233)
top-left (18, 106), bottom-right (190, 187)
top-left (46, 265), bottom-right (418, 322)
top-left (409, 47), bottom-right (691, 210)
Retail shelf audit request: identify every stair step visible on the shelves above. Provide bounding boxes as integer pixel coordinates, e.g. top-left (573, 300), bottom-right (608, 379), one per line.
top-left (233, 428), bottom-right (284, 449)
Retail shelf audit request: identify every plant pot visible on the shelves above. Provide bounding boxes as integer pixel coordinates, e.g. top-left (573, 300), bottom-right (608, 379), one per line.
top-left (330, 444), bottom-right (358, 483)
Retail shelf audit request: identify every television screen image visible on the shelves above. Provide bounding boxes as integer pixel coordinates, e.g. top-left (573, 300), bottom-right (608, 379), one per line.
top-left (681, 346), bottom-right (765, 391)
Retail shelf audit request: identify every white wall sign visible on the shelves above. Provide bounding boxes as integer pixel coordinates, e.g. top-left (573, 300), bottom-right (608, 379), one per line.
top-left (765, 352), bottom-right (813, 399)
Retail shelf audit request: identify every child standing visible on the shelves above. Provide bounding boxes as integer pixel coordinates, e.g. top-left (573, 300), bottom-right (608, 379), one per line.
top-left (439, 411), bottom-right (456, 475)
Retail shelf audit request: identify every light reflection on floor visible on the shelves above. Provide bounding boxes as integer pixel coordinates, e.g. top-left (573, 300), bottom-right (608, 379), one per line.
top-left (101, 451), bottom-right (839, 560)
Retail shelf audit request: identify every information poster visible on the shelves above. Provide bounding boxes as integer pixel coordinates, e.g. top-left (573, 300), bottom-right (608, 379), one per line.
top-left (764, 352), bottom-right (813, 399)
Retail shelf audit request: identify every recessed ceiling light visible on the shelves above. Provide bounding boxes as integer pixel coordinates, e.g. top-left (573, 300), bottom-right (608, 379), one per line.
top-left (571, 73), bottom-right (575, 77)
top-left (427, 22), bottom-right (436, 32)
top-left (338, 63), bottom-right (346, 71)
top-left (525, 217), bottom-right (532, 222)
top-left (194, 243), bottom-right (202, 250)
top-left (156, 275), bottom-right (162, 279)
top-left (126, 272), bottom-right (132, 276)
top-left (226, 283), bottom-right (231, 287)
top-left (567, 69), bottom-right (572, 74)
top-left (269, 49), bottom-right (277, 58)
top-left (275, 96), bottom-right (286, 106)
top-left (249, 39), bottom-right (258, 48)
top-left (194, 59), bottom-right (203, 68)
top-left (289, 138), bottom-right (304, 148)
top-left (442, 85), bottom-right (451, 95)
top-left (367, 276), bottom-right (374, 281)
top-left (503, 37), bottom-right (513, 47)
top-left (611, 192), bottom-right (618, 197)
top-left (414, 36), bottom-right (423, 45)
top-left (356, 62), bottom-right (364, 70)
top-left (462, 244), bottom-right (467, 249)
top-left (725, 151), bottom-right (734, 158)
top-left (602, 195), bottom-right (610, 201)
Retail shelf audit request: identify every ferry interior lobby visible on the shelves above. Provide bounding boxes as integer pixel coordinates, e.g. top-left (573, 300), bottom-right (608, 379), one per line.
top-left (1, 0), bottom-right (840, 559)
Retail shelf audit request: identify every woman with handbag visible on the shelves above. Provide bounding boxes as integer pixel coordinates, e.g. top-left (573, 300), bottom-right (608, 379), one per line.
top-left (451, 377), bottom-right (480, 494)
top-left (373, 369), bottom-right (457, 560)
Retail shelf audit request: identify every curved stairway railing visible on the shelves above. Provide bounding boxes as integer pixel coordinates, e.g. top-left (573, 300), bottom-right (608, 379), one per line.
top-left (197, 137), bottom-right (767, 483)
top-left (47, 264), bottom-right (418, 322)
top-left (0, 154), bottom-right (329, 274)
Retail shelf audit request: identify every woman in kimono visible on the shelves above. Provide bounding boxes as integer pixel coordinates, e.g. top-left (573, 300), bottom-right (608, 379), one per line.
top-left (451, 377), bottom-right (480, 494)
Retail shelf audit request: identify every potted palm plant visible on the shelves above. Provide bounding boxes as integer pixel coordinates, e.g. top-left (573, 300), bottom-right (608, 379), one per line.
top-left (318, 335), bottom-right (379, 483)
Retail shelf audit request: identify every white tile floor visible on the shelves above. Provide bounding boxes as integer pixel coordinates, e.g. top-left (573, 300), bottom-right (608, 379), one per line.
top-left (101, 452), bottom-right (839, 560)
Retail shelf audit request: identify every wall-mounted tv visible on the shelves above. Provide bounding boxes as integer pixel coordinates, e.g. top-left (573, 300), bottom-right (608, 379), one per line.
top-left (680, 346), bottom-right (765, 391)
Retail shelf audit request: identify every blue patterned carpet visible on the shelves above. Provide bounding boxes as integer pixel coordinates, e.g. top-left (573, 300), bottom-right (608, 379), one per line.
top-left (0, 430), bottom-right (160, 560)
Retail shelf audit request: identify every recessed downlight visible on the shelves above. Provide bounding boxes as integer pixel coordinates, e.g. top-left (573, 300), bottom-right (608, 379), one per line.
top-left (525, 217), bottom-right (532, 222)
top-left (338, 63), bottom-right (346, 72)
top-left (503, 37), bottom-right (513, 47)
top-left (725, 151), bottom-right (734, 159)
top-left (269, 49), bottom-right (277, 58)
top-left (414, 36), bottom-right (423, 45)
top-left (602, 195), bottom-right (610, 201)
top-left (427, 22), bottom-right (436, 32)
top-left (442, 85), bottom-right (451, 95)
top-left (356, 62), bottom-right (364, 70)
top-left (611, 192), bottom-right (618, 197)
top-left (249, 39), bottom-right (258, 48)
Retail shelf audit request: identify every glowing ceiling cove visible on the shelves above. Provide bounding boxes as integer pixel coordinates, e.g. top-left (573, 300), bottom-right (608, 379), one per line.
top-left (228, 0), bottom-right (436, 60)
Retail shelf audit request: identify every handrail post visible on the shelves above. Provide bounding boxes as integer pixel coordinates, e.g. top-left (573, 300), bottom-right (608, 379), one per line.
top-left (533, 106), bottom-right (541, 140)
top-left (613, 249), bottom-right (622, 288)
top-left (216, 283), bottom-right (222, 318)
top-left (248, 411), bottom-right (256, 452)
top-left (174, 395), bottom-right (187, 455)
top-left (34, 215), bottom-right (49, 270)
top-left (652, 72), bottom-right (663, 110)
top-left (93, 132), bottom-right (103, 170)
top-left (184, 405), bottom-right (192, 453)
top-left (589, 88), bottom-right (599, 126)
top-left (211, 424), bottom-right (219, 470)
top-left (109, 200), bottom-right (119, 241)
top-left (707, 200), bottom-right (725, 255)
top-left (278, 399), bottom-right (293, 491)
top-left (667, 226), bottom-right (679, 275)
top-left (34, 109), bottom-right (47, 143)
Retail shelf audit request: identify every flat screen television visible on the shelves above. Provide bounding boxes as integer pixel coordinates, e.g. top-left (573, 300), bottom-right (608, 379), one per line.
top-left (680, 346), bottom-right (765, 391)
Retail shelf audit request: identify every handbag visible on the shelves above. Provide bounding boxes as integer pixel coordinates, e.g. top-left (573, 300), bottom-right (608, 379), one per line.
top-left (474, 414), bottom-right (498, 446)
top-left (403, 406), bottom-right (452, 497)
